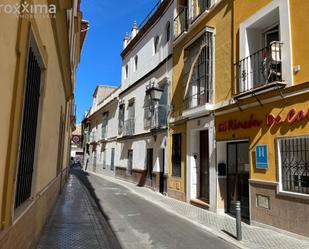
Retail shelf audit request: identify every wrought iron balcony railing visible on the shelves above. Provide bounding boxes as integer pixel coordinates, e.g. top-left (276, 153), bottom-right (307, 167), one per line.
top-left (145, 105), bottom-right (168, 130)
top-left (124, 119), bottom-right (135, 136)
top-left (192, 0), bottom-right (212, 22)
top-left (101, 126), bottom-right (107, 140)
top-left (234, 41), bottom-right (283, 95)
top-left (183, 90), bottom-right (211, 110)
top-left (174, 6), bottom-right (188, 39)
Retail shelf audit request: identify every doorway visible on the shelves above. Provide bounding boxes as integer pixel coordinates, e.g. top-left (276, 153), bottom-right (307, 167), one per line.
top-left (127, 149), bottom-right (133, 175)
top-left (146, 148), bottom-right (153, 180)
top-left (227, 142), bottom-right (250, 219)
top-left (159, 148), bottom-right (165, 194)
top-left (199, 130), bottom-right (209, 201)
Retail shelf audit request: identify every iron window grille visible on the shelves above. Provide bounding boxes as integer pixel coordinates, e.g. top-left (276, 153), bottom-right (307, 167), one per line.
top-left (183, 31), bottom-right (213, 109)
top-left (279, 137), bottom-right (309, 195)
top-left (118, 104), bottom-right (125, 135)
top-left (174, 6), bottom-right (188, 39)
top-left (192, 0), bottom-right (213, 22)
top-left (101, 112), bottom-right (108, 139)
top-left (172, 134), bottom-right (182, 177)
top-left (15, 45), bottom-right (42, 209)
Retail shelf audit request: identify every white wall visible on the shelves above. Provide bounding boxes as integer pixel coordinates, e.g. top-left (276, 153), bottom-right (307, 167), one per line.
top-left (121, 0), bottom-right (174, 89)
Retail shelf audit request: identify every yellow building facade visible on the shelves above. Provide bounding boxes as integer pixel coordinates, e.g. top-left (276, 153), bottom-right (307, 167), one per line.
top-left (215, 0), bottom-right (309, 236)
top-left (168, 0), bottom-right (233, 206)
top-left (170, 0), bottom-right (309, 236)
top-left (0, 0), bottom-right (87, 248)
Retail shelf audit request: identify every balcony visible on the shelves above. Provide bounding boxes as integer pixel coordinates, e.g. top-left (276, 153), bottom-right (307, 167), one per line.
top-left (191, 0), bottom-right (212, 22)
top-left (101, 126), bottom-right (107, 140)
top-left (174, 6), bottom-right (188, 39)
top-left (123, 119), bottom-right (135, 136)
top-left (145, 105), bottom-right (168, 130)
top-left (89, 132), bottom-right (97, 143)
top-left (234, 41), bottom-right (286, 98)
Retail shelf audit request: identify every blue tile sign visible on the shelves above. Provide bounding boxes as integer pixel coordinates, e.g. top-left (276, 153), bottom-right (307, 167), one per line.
top-left (256, 145), bottom-right (268, 169)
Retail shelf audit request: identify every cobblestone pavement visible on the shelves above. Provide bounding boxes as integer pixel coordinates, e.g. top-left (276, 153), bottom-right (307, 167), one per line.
top-left (37, 171), bottom-right (121, 249)
top-left (89, 171), bottom-right (309, 249)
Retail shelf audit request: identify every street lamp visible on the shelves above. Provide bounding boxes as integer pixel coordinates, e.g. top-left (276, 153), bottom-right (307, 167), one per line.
top-left (146, 82), bottom-right (163, 101)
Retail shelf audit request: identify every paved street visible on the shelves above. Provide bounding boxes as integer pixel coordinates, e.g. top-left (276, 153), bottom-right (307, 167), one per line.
top-left (38, 169), bottom-right (237, 249)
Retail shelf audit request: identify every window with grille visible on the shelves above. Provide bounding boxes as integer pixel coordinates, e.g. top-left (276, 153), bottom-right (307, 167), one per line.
top-left (102, 112), bottom-right (108, 139)
top-left (118, 104), bottom-right (124, 134)
top-left (278, 137), bottom-right (309, 195)
top-left (172, 134), bottom-right (181, 177)
top-left (183, 31), bottom-right (213, 109)
top-left (15, 45), bottom-right (42, 209)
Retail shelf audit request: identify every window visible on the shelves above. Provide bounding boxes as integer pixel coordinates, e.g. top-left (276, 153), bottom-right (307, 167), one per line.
top-left (278, 137), bottom-right (309, 195)
top-left (15, 42), bottom-right (43, 208)
top-left (154, 35), bottom-right (159, 54)
top-left (172, 134), bottom-right (182, 177)
top-left (184, 31), bottom-right (213, 109)
top-left (134, 55), bottom-right (138, 72)
top-left (125, 100), bottom-right (135, 136)
top-left (118, 104), bottom-right (125, 135)
top-left (102, 112), bottom-right (108, 139)
top-left (125, 64), bottom-right (129, 79)
top-left (166, 22), bottom-right (170, 43)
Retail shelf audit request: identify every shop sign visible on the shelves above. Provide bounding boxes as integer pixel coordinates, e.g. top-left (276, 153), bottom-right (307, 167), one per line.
top-left (265, 108), bottom-right (309, 127)
top-left (218, 114), bottom-right (262, 132)
top-left (255, 145), bottom-right (268, 169)
top-left (218, 108), bottom-right (309, 132)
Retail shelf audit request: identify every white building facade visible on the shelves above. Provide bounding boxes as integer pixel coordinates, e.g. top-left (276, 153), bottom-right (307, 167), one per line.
top-left (115, 0), bottom-right (174, 192)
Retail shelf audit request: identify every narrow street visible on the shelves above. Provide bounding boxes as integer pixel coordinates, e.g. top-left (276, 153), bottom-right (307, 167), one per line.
top-left (38, 169), bottom-right (237, 249)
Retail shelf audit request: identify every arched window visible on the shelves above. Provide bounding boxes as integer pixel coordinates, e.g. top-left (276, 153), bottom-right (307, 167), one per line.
top-left (166, 22), bottom-right (171, 43)
top-left (134, 55), bottom-right (138, 72)
top-left (154, 35), bottom-right (159, 54)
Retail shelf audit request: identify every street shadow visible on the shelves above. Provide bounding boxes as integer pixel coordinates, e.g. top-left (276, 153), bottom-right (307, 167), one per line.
top-left (71, 168), bottom-right (123, 249)
top-left (221, 229), bottom-right (237, 240)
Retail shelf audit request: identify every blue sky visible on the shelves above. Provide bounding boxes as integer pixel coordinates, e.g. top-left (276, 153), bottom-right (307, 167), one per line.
top-left (75, 0), bottom-right (158, 123)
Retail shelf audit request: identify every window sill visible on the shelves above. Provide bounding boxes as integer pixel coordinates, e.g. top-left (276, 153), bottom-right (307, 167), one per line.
top-left (234, 81), bottom-right (287, 100)
top-left (182, 103), bottom-right (214, 118)
top-left (277, 189), bottom-right (309, 200)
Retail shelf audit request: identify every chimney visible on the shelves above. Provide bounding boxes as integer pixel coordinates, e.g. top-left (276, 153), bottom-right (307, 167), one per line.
top-left (123, 32), bottom-right (130, 49)
top-left (131, 21), bottom-right (139, 39)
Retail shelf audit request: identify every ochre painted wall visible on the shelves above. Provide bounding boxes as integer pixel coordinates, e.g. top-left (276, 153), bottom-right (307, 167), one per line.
top-left (0, 2), bottom-right (20, 225)
top-left (172, 0), bottom-right (233, 119)
top-left (233, 0), bottom-right (309, 85)
top-left (216, 93), bottom-right (309, 182)
top-left (0, 0), bottom-right (74, 231)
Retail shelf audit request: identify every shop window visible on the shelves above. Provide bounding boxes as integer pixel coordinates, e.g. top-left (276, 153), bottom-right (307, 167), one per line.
top-left (278, 137), bottom-right (309, 195)
top-left (172, 134), bottom-right (182, 177)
